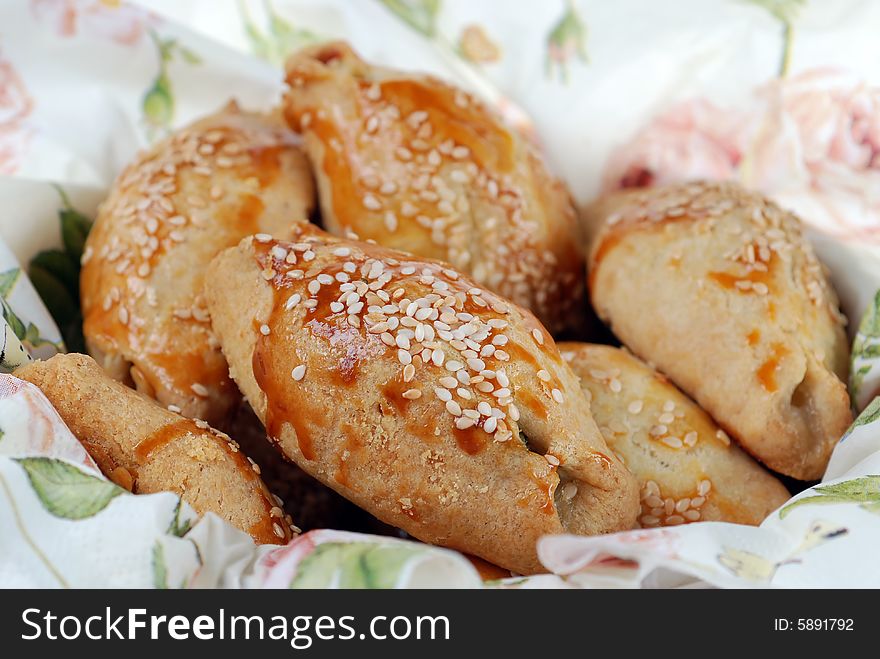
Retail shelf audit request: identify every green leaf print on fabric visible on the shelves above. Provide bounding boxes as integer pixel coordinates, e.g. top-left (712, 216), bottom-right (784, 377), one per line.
top-left (167, 498), bottom-right (193, 538)
top-left (0, 270), bottom-right (56, 357)
top-left (545, 0), bottom-right (588, 83)
top-left (842, 396), bottom-right (880, 442)
top-left (779, 476), bottom-right (880, 519)
top-left (152, 541), bottom-right (169, 589)
top-left (290, 542), bottom-right (430, 589)
top-left (143, 29), bottom-right (202, 138)
top-left (238, 0), bottom-right (321, 65)
top-left (27, 186), bottom-right (93, 353)
top-left (849, 289), bottom-right (880, 409)
top-left (743, 0), bottom-right (806, 76)
top-left (15, 458), bottom-right (124, 520)
top-left (0, 267), bottom-right (20, 298)
top-left (378, 0), bottom-right (442, 38)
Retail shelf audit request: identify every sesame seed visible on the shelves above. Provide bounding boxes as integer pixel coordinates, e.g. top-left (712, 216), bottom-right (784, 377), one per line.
top-left (191, 383), bottom-right (209, 397)
top-left (451, 145), bottom-right (470, 159)
top-left (446, 360), bottom-right (463, 371)
top-left (446, 400), bottom-right (462, 416)
top-left (403, 364), bottom-right (415, 382)
top-left (484, 417), bottom-right (498, 433)
top-left (628, 400), bottom-right (643, 414)
top-left (435, 388), bottom-right (452, 402)
top-left (167, 404), bottom-right (182, 414)
top-left (439, 376), bottom-right (457, 388)
top-left (659, 412), bottom-right (675, 425)
top-left (259, 324), bottom-right (271, 335)
top-left (292, 365), bottom-right (307, 381)
top-left (467, 358), bottom-right (486, 372)
top-left (398, 349), bottom-right (412, 365)
top-left (402, 389), bottom-right (422, 400)
top-left (661, 436), bottom-right (683, 449)
top-left (545, 454), bottom-right (560, 466)
top-left (255, 233), bottom-right (272, 243)
top-left (455, 417), bottom-right (475, 430)
top-left (551, 389), bottom-right (564, 403)
top-left (537, 369), bottom-right (551, 382)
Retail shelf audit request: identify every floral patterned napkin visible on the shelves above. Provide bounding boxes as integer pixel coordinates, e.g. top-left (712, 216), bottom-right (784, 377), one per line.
top-left (2, 0), bottom-right (880, 588)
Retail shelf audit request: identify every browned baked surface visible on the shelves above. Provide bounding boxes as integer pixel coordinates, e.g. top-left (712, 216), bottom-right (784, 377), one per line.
top-left (227, 402), bottom-right (395, 534)
top-left (560, 343), bottom-right (790, 526)
top-left (282, 41), bottom-right (584, 333)
top-left (15, 353), bottom-right (295, 545)
top-left (205, 224), bottom-right (637, 574)
top-left (81, 101), bottom-right (315, 427)
top-left (585, 181), bottom-right (851, 480)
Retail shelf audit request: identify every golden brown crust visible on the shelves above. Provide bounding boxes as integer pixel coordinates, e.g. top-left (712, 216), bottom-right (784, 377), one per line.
top-left (560, 343), bottom-right (790, 526)
top-left (15, 353), bottom-right (295, 545)
top-left (282, 41), bottom-right (584, 333)
top-left (586, 181), bottom-right (851, 480)
top-left (205, 224), bottom-right (637, 574)
top-left (80, 101), bottom-right (316, 427)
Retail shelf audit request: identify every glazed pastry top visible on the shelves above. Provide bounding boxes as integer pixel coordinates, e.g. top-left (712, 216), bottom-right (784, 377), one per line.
top-left (283, 42), bottom-right (583, 332)
top-left (80, 102), bottom-right (314, 424)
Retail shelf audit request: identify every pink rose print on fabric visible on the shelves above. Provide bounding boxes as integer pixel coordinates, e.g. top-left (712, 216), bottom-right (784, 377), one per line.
top-left (537, 529), bottom-right (681, 576)
top-left (0, 53), bottom-right (34, 175)
top-left (602, 99), bottom-right (747, 192)
top-left (30, 0), bottom-right (156, 46)
top-left (603, 68), bottom-right (880, 240)
top-left (744, 69), bottom-right (880, 237)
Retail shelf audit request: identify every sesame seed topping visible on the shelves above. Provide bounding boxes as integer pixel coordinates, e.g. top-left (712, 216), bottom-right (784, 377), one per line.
top-left (259, 324), bottom-right (271, 335)
top-left (551, 388), bottom-right (564, 403)
top-left (292, 364), bottom-right (307, 381)
top-left (402, 389), bottom-right (422, 400)
top-left (446, 400), bottom-right (462, 416)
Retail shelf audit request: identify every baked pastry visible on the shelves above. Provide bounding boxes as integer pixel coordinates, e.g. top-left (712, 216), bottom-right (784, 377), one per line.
top-left (560, 343), bottom-right (790, 526)
top-left (227, 401), bottom-right (397, 534)
top-left (282, 41), bottom-right (583, 333)
top-left (204, 224), bottom-right (638, 574)
top-left (80, 101), bottom-right (315, 426)
top-left (586, 181), bottom-right (851, 480)
top-left (15, 353), bottom-right (295, 545)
